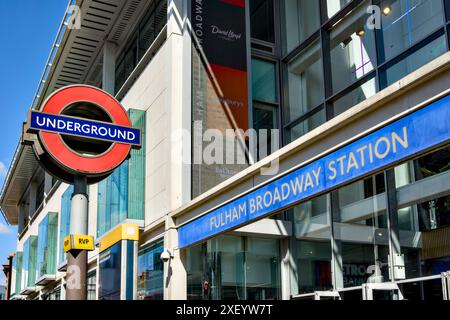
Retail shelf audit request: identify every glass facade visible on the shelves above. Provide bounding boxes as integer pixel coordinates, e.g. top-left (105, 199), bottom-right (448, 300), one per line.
top-left (291, 194), bottom-right (333, 293)
top-left (185, 0), bottom-right (450, 300)
top-left (192, 0), bottom-right (450, 197)
top-left (137, 241), bottom-right (164, 300)
top-left (187, 235), bottom-right (281, 300)
top-left (14, 252), bottom-right (22, 295)
top-left (279, 0), bottom-right (450, 144)
top-left (98, 242), bottom-right (122, 300)
top-left (379, 0), bottom-right (445, 62)
top-left (192, 0), bottom-right (449, 198)
top-left (281, 0), bottom-right (320, 54)
top-left (23, 235), bottom-right (38, 288)
top-left (97, 110), bottom-right (146, 237)
top-left (37, 212), bottom-right (58, 279)
top-left (59, 185), bottom-right (73, 266)
top-left (186, 142), bottom-right (450, 299)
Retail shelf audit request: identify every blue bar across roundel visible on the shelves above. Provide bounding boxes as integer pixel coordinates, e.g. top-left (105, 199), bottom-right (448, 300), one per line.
top-left (29, 110), bottom-right (141, 146)
top-left (179, 94), bottom-right (450, 248)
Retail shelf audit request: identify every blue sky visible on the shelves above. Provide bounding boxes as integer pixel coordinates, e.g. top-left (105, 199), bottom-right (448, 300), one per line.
top-left (0, 0), bottom-right (69, 285)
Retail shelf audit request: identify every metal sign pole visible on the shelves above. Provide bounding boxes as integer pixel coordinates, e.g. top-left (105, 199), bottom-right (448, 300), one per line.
top-left (66, 176), bottom-right (89, 300)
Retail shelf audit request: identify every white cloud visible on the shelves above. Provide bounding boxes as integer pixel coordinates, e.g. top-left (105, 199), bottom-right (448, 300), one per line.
top-left (0, 222), bottom-right (11, 234)
top-left (0, 160), bottom-right (6, 177)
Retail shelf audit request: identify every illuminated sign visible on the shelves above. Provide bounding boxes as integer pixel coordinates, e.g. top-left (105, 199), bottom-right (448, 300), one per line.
top-left (179, 95), bottom-right (450, 248)
top-left (23, 85), bottom-right (141, 184)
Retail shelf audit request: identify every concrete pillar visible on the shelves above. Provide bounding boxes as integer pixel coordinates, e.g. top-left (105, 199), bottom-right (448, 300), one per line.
top-left (102, 41), bottom-right (117, 95)
top-left (163, 216), bottom-right (187, 300)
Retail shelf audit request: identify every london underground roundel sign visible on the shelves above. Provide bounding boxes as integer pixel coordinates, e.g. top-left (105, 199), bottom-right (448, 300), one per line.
top-left (23, 85), bottom-right (141, 184)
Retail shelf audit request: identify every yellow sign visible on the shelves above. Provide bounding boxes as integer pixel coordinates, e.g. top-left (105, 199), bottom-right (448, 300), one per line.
top-left (63, 234), bottom-right (95, 252)
top-left (98, 223), bottom-right (139, 253)
top-left (63, 235), bottom-right (72, 253)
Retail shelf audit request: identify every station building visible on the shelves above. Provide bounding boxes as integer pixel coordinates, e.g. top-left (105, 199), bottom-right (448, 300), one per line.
top-left (1, 0), bottom-right (450, 300)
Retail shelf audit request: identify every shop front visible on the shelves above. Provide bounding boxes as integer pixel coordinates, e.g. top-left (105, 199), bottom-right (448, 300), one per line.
top-left (180, 92), bottom-right (450, 300)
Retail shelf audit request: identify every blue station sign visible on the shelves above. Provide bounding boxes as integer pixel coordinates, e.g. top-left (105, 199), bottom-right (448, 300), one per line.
top-left (179, 94), bottom-right (450, 248)
top-left (29, 110), bottom-right (141, 146)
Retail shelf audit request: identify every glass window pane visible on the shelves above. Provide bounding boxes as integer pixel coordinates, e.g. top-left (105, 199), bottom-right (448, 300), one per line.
top-left (14, 252), bottom-right (22, 294)
top-left (285, 39), bottom-right (324, 122)
top-left (37, 212), bottom-right (58, 278)
top-left (139, 0), bottom-right (167, 60)
top-left (250, 0), bottom-right (275, 43)
top-left (253, 103), bottom-right (278, 160)
top-left (333, 77), bottom-right (377, 116)
top-left (87, 271), bottom-right (97, 300)
top-left (128, 110), bottom-right (146, 220)
top-left (59, 186), bottom-right (73, 266)
top-left (97, 110), bottom-right (145, 237)
top-left (252, 59), bottom-right (277, 102)
top-left (394, 147), bottom-right (450, 279)
top-left (27, 236), bottom-right (38, 287)
top-left (291, 194), bottom-right (333, 294)
top-left (332, 173), bottom-right (390, 288)
top-left (385, 34), bottom-right (447, 86)
top-left (286, 108), bottom-right (326, 144)
top-left (115, 36), bottom-right (138, 93)
top-left (137, 241), bottom-right (164, 300)
top-left (399, 279), bottom-right (444, 300)
top-left (282, 0), bottom-right (320, 54)
top-left (330, 8), bottom-right (376, 94)
top-left (97, 162), bottom-right (129, 237)
top-left (186, 234), bottom-right (281, 300)
top-left (381, 0), bottom-right (445, 61)
top-left (326, 0), bottom-right (352, 18)
top-left (245, 238), bottom-right (280, 299)
top-left (98, 242), bottom-right (122, 300)
top-left (186, 244), bottom-right (204, 300)
top-left (447, 2), bottom-right (450, 22)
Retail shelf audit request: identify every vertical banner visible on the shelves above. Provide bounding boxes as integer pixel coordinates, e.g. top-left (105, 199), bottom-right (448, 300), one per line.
top-left (191, 0), bottom-right (250, 197)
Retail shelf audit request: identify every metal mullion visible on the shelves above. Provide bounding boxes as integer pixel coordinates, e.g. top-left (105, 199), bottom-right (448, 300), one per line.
top-left (321, 0), bottom-right (365, 31)
top-left (371, 0), bottom-right (385, 90)
top-left (320, 25), bottom-right (333, 120)
top-left (280, 55), bottom-right (290, 147)
top-left (443, 0), bottom-right (450, 52)
top-left (252, 99), bottom-right (279, 107)
top-left (272, 0), bottom-right (282, 59)
top-left (445, 20), bottom-right (450, 52)
top-left (325, 71), bottom-right (377, 104)
top-left (281, 30), bottom-right (321, 63)
top-left (319, 0), bottom-right (329, 24)
top-left (385, 169), bottom-right (401, 283)
top-left (444, 0), bottom-right (450, 23)
top-left (284, 104), bottom-right (325, 130)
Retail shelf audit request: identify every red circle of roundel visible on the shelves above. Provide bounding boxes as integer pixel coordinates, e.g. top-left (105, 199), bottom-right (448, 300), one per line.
top-left (39, 85), bottom-right (132, 175)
